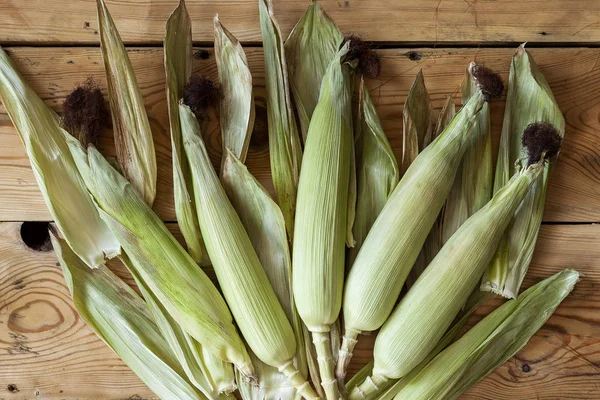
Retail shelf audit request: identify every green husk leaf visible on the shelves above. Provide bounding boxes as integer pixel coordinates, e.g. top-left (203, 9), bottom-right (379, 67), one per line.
top-left (222, 150), bottom-right (306, 400)
top-left (395, 269), bottom-right (579, 400)
top-left (181, 104), bottom-right (316, 398)
top-left (285, 2), bottom-right (343, 141)
top-left (96, 0), bottom-right (157, 206)
top-left (400, 69), bottom-right (431, 174)
top-left (258, 0), bottom-right (303, 240)
top-left (67, 137), bottom-right (253, 374)
top-left (52, 234), bottom-right (206, 400)
top-left (0, 47), bottom-right (120, 268)
top-left (482, 44), bottom-right (565, 299)
top-left (121, 253), bottom-right (235, 398)
top-left (347, 78), bottom-right (399, 265)
top-left (164, 0), bottom-right (208, 265)
top-left (214, 15), bottom-right (255, 171)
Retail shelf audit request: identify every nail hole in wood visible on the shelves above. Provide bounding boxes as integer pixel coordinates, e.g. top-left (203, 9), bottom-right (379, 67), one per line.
top-left (7, 384), bottom-right (19, 393)
top-left (20, 222), bottom-right (55, 252)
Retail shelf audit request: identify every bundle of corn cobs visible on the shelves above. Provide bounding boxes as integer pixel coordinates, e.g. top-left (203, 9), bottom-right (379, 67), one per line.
top-left (0, 0), bottom-right (578, 399)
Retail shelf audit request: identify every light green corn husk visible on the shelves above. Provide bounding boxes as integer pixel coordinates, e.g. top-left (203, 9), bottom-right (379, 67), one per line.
top-left (164, 0), bottom-right (208, 264)
top-left (121, 253), bottom-right (235, 398)
top-left (180, 104), bottom-right (316, 399)
top-left (482, 45), bottom-right (565, 299)
top-left (222, 151), bottom-right (307, 400)
top-left (405, 96), bottom-right (455, 289)
top-left (52, 234), bottom-right (206, 400)
top-left (347, 77), bottom-right (399, 266)
top-left (400, 69), bottom-right (431, 174)
top-left (285, 2), bottom-right (343, 141)
top-left (66, 137), bottom-right (253, 375)
top-left (340, 80), bottom-right (490, 375)
top-left (214, 15), bottom-right (255, 171)
top-left (395, 269), bottom-right (579, 400)
top-left (96, 0), bottom-right (156, 206)
top-left (0, 47), bottom-right (119, 268)
top-left (258, 0), bottom-right (303, 239)
top-left (292, 43), bottom-right (355, 400)
top-left (349, 158), bottom-right (548, 400)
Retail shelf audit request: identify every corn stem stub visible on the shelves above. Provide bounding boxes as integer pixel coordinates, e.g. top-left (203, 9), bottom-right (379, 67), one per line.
top-left (340, 66), bottom-right (504, 377)
top-left (292, 42), bottom-right (356, 400)
top-left (180, 103), bottom-right (317, 399)
top-left (482, 44), bottom-right (565, 299)
top-left (96, 0), bottom-right (157, 206)
top-left (349, 124), bottom-right (562, 400)
top-left (52, 235), bottom-right (207, 400)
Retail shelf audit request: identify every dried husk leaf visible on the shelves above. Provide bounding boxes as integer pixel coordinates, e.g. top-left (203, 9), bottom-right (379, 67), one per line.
top-left (349, 160), bottom-right (546, 399)
top-left (258, 0), bottom-right (302, 239)
top-left (442, 63), bottom-right (493, 244)
top-left (285, 2), bottom-right (343, 141)
top-left (121, 253), bottom-right (235, 398)
top-left (52, 234), bottom-right (206, 400)
top-left (0, 47), bottom-right (119, 268)
top-left (400, 69), bottom-right (431, 174)
top-left (482, 44), bottom-right (565, 299)
top-left (214, 15), bottom-right (255, 170)
top-left (66, 138), bottom-right (252, 374)
top-left (347, 78), bottom-right (399, 265)
top-left (164, 0), bottom-right (208, 265)
top-left (222, 151), bottom-right (307, 400)
top-left (395, 269), bottom-right (579, 400)
top-left (96, 0), bottom-right (157, 206)
top-left (180, 104), bottom-right (316, 398)
top-left (341, 86), bottom-right (489, 374)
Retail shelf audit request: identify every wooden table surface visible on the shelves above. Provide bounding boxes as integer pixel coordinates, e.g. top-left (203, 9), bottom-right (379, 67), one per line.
top-left (1, 1), bottom-right (600, 399)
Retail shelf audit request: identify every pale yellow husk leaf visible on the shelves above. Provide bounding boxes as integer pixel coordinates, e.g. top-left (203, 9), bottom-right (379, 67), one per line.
top-left (53, 234), bottom-right (207, 400)
top-left (0, 47), bottom-right (119, 268)
top-left (214, 15), bottom-right (255, 172)
top-left (482, 44), bottom-right (565, 299)
top-left (164, 0), bottom-right (208, 264)
top-left (96, 0), bottom-right (157, 206)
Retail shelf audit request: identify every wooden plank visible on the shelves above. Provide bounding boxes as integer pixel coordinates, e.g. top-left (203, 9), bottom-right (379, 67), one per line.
top-left (1, 222), bottom-right (599, 398)
top-left (1, 0), bottom-right (600, 45)
top-left (1, 46), bottom-right (599, 222)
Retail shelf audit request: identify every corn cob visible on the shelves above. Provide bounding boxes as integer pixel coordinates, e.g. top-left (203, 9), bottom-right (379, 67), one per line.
top-left (180, 103), bottom-right (317, 399)
top-left (349, 122), bottom-right (563, 399)
top-left (339, 66), bottom-right (503, 375)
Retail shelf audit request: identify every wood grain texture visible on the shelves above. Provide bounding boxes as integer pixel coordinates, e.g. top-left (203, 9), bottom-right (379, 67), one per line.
top-left (1, 0), bottom-right (600, 45)
top-left (1, 222), bottom-right (598, 399)
top-left (1, 46), bottom-right (600, 222)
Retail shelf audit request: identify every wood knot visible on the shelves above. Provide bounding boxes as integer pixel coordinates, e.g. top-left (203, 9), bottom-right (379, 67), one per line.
top-left (406, 51), bottom-right (422, 61)
top-left (8, 300), bottom-right (65, 333)
top-left (193, 50), bottom-right (211, 60)
top-left (7, 384), bottom-right (19, 393)
top-left (20, 222), bottom-right (54, 252)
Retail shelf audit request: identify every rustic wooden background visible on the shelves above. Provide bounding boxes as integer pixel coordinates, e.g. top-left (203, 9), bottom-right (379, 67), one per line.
top-left (1, 1), bottom-right (600, 399)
